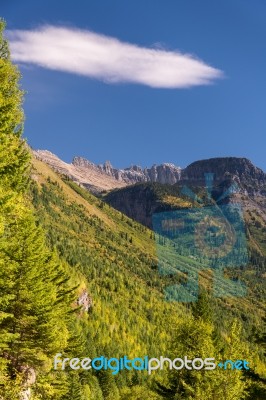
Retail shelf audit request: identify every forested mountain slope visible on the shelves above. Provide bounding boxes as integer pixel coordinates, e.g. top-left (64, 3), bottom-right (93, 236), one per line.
top-left (104, 178), bottom-right (266, 267)
top-left (28, 155), bottom-right (266, 399)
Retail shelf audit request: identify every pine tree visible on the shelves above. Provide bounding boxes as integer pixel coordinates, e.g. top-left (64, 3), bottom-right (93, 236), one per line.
top-left (0, 20), bottom-right (30, 194)
top-left (0, 19), bottom-right (75, 399)
top-left (155, 316), bottom-right (249, 399)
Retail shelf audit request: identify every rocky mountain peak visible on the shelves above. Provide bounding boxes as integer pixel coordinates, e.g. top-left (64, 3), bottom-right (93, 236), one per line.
top-left (33, 150), bottom-right (265, 196)
top-left (125, 165), bottom-right (142, 172)
top-left (180, 157), bottom-right (266, 193)
top-left (72, 156), bottom-right (97, 169)
top-left (72, 154), bottom-right (181, 185)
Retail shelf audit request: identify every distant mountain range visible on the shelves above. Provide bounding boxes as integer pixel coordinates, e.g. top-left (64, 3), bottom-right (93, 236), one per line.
top-left (103, 157), bottom-right (266, 230)
top-left (33, 150), bottom-right (181, 192)
top-left (33, 149), bottom-right (266, 195)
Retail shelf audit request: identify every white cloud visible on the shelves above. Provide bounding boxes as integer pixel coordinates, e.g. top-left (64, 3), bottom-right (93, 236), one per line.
top-left (7, 25), bottom-right (223, 89)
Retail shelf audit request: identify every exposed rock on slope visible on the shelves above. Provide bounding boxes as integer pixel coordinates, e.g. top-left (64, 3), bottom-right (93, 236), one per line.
top-left (72, 156), bottom-right (181, 184)
top-left (33, 150), bottom-right (126, 193)
top-left (77, 290), bottom-right (93, 313)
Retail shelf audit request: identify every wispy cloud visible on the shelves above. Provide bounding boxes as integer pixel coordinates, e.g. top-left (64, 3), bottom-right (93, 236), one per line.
top-left (7, 25), bottom-right (223, 89)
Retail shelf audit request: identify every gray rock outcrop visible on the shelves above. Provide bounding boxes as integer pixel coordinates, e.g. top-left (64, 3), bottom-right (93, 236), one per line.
top-left (77, 290), bottom-right (93, 313)
top-left (33, 150), bottom-right (181, 193)
top-left (72, 157), bottom-right (181, 185)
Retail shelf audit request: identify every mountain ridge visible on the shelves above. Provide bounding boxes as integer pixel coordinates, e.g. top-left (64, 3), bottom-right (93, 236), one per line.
top-left (33, 150), bottom-right (182, 192)
top-left (34, 150), bottom-right (266, 196)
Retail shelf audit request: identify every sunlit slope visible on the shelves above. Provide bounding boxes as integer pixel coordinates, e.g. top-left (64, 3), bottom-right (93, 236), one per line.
top-left (31, 157), bottom-right (186, 360)
top-left (30, 157), bottom-right (265, 358)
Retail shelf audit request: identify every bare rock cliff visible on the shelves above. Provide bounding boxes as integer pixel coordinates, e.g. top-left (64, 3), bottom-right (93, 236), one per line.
top-left (33, 150), bottom-right (181, 193)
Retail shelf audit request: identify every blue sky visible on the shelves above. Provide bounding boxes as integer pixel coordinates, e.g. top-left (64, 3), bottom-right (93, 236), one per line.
top-left (2, 0), bottom-right (266, 170)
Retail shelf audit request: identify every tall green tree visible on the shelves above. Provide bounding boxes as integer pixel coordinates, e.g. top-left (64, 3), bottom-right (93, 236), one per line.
top-left (0, 20), bottom-right (30, 193)
top-left (0, 19), bottom-right (75, 399)
top-left (155, 317), bottom-right (249, 400)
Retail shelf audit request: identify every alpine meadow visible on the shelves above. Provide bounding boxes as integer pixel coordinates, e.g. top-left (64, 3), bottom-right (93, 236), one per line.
top-left (0, 19), bottom-right (266, 400)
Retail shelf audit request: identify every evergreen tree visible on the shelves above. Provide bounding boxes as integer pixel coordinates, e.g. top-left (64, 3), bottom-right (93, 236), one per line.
top-left (155, 317), bottom-right (249, 399)
top-left (0, 19), bottom-right (75, 399)
top-left (0, 20), bottom-right (30, 193)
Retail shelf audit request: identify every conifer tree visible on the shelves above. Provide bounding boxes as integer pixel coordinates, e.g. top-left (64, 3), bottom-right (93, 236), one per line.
top-left (155, 316), bottom-right (249, 399)
top-left (0, 19), bottom-right (75, 399)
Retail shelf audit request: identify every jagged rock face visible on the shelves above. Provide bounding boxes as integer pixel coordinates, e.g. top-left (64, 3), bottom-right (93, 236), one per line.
top-left (34, 151), bottom-right (181, 193)
top-left (33, 150), bottom-right (127, 193)
top-left (73, 156), bottom-right (181, 185)
top-left (34, 151), bottom-right (266, 197)
top-left (181, 157), bottom-right (266, 195)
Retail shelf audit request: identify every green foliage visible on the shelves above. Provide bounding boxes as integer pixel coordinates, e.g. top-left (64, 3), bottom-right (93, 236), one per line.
top-left (155, 318), bottom-right (251, 400)
top-left (0, 20), bottom-right (76, 399)
top-left (0, 17), bottom-right (265, 399)
top-left (0, 20), bottom-right (30, 194)
top-left (29, 164), bottom-right (266, 399)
